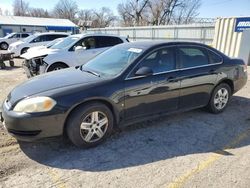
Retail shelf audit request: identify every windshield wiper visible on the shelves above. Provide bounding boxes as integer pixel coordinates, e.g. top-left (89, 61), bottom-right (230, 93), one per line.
top-left (81, 68), bottom-right (100, 77)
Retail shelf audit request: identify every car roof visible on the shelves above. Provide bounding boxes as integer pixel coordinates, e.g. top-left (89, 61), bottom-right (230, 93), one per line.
top-left (33, 32), bottom-right (70, 36)
top-left (71, 33), bottom-right (127, 39)
top-left (119, 40), bottom-right (213, 50)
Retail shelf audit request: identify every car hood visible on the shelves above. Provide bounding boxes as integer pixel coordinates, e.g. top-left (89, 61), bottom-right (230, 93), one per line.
top-left (9, 40), bottom-right (24, 47)
top-left (21, 48), bottom-right (60, 60)
top-left (8, 67), bottom-right (103, 105)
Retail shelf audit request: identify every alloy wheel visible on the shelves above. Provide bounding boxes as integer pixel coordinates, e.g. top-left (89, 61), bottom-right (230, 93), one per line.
top-left (80, 111), bottom-right (109, 143)
top-left (1, 43), bottom-right (8, 50)
top-left (214, 88), bottom-right (229, 110)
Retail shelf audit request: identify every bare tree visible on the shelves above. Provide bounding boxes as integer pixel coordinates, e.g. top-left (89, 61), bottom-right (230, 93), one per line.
top-left (118, 0), bottom-right (149, 26)
top-left (148, 0), bottom-right (183, 25)
top-left (29, 8), bottom-right (50, 18)
top-left (173, 0), bottom-right (201, 24)
top-left (13, 0), bottom-right (30, 16)
top-left (78, 9), bottom-right (94, 22)
top-left (53, 0), bottom-right (78, 22)
top-left (118, 0), bottom-right (201, 26)
top-left (92, 7), bottom-right (116, 27)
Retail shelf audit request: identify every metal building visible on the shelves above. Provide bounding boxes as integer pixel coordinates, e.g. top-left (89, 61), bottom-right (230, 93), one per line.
top-left (0, 15), bottom-right (79, 37)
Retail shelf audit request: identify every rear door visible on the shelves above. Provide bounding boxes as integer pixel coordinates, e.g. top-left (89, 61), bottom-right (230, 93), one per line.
top-left (177, 45), bottom-right (222, 109)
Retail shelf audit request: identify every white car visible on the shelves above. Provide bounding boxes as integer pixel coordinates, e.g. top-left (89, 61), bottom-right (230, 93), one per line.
top-left (21, 34), bottom-right (129, 77)
top-left (8, 32), bottom-right (69, 57)
top-left (0, 32), bottom-right (31, 50)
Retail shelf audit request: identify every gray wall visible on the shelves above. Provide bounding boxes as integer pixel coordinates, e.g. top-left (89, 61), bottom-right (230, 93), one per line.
top-left (83, 24), bottom-right (215, 44)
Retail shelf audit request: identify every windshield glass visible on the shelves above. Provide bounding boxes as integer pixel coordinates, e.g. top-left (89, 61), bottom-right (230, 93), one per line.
top-left (46, 38), bottom-right (63, 48)
top-left (4, 33), bottom-right (15, 39)
top-left (22, 35), bottom-right (36, 42)
top-left (50, 36), bottom-right (79, 49)
top-left (82, 45), bottom-right (144, 77)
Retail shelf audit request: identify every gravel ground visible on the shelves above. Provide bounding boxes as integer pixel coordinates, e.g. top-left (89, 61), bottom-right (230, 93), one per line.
top-left (0, 58), bottom-right (250, 188)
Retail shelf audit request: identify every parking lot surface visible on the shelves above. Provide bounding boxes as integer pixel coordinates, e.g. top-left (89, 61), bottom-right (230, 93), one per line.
top-left (0, 58), bottom-right (250, 188)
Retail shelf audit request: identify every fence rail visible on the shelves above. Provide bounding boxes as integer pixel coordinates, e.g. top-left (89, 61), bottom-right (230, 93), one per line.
top-left (83, 24), bottom-right (215, 44)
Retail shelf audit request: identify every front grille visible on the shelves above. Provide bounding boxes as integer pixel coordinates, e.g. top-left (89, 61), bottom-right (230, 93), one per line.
top-left (8, 129), bottom-right (41, 136)
top-left (25, 56), bottom-right (46, 76)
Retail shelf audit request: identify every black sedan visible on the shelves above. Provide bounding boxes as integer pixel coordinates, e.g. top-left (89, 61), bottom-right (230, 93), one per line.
top-left (1, 41), bottom-right (248, 147)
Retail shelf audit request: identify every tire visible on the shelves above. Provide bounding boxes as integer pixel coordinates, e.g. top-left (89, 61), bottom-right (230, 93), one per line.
top-left (66, 103), bottom-right (114, 148)
top-left (9, 60), bottom-right (14, 67)
top-left (207, 83), bottom-right (231, 114)
top-left (0, 42), bottom-right (8, 50)
top-left (0, 62), bottom-right (6, 69)
top-left (47, 63), bottom-right (68, 72)
top-left (21, 47), bottom-right (29, 55)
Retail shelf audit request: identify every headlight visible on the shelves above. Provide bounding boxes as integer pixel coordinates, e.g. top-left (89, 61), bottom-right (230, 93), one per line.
top-left (13, 97), bottom-right (56, 113)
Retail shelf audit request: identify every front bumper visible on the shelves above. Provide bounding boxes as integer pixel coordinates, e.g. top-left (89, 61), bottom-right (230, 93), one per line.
top-left (0, 102), bottom-right (66, 141)
top-left (23, 59), bottom-right (48, 78)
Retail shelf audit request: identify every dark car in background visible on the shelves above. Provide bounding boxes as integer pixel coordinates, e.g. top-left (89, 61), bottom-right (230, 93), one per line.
top-left (1, 41), bottom-right (247, 147)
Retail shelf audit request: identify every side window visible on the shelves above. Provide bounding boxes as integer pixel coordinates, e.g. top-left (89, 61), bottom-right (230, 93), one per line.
top-left (21, 34), bottom-right (29, 38)
top-left (31, 35), bottom-right (47, 43)
top-left (9, 34), bottom-right (20, 38)
top-left (97, 36), bottom-right (123, 48)
top-left (15, 34), bottom-right (20, 38)
top-left (207, 50), bottom-right (223, 64)
top-left (82, 37), bottom-right (96, 49)
top-left (47, 35), bottom-right (67, 41)
top-left (70, 37), bottom-right (96, 51)
top-left (134, 47), bottom-right (175, 75)
top-left (47, 35), bottom-right (57, 41)
top-left (178, 47), bottom-right (209, 68)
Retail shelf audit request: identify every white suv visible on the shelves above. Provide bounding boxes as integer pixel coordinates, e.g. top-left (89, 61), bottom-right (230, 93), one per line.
top-left (21, 34), bottom-right (129, 77)
top-left (8, 32), bottom-right (69, 57)
top-left (0, 32), bottom-right (31, 50)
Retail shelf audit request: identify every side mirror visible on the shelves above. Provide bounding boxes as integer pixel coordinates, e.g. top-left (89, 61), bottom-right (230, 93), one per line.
top-left (75, 46), bottom-right (85, 51)
top-left (135, 67), bottom-right (153, 77)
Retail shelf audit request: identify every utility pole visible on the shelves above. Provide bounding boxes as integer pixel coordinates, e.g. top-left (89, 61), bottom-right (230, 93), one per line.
top-left (21, 0), bottom-right (23, 15)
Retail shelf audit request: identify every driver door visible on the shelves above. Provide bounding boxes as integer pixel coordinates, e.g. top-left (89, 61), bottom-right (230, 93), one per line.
top-left (124, 46), bottom-right (180, 120)
top-left (73, 37), bottom-right (101, 65)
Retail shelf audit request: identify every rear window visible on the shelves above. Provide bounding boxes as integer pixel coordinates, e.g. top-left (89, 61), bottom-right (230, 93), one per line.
top-left (178, 47), bottom-right (209, 68)
top-left (207, 50), bottom-right (223, 64)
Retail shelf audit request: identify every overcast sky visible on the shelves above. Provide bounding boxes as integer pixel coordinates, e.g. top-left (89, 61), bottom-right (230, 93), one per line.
top-left (0, 0), bottom-right (249, 18)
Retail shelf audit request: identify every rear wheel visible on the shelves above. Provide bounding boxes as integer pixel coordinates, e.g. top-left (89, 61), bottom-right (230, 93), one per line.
top-left (66, 103), bottom-right (114, 147)
top-left (0, 42), bottom-right (8, 50)
top-left (47, 63), bottom-right (68, 72)
top-left (207, 83), bottom-right (231, 114)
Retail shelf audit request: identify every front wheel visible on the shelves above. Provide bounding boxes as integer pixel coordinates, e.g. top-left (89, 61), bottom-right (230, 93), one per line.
top-left (47, 63), bottom-right (68, 72)
top-left (21, 47), bottom-right (29, 55)
top-left (66, 103), bottom-right (114, 147)
top-left (207, 83), bottom-right (231, 114)
top-left (0, 42), bottom-right (8, 50)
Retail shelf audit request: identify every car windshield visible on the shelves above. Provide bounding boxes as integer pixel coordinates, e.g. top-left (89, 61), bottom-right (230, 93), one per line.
top-left (4, 33), bottom-right (15, 39)
top-left (22, 35), bottom-right (36, 42)
top-left (81, 45), bottom-right (144, 77)
top-left (46, 38), bottom-right (63, 48)
top-left (50, 36), bottom-right (79, 49)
